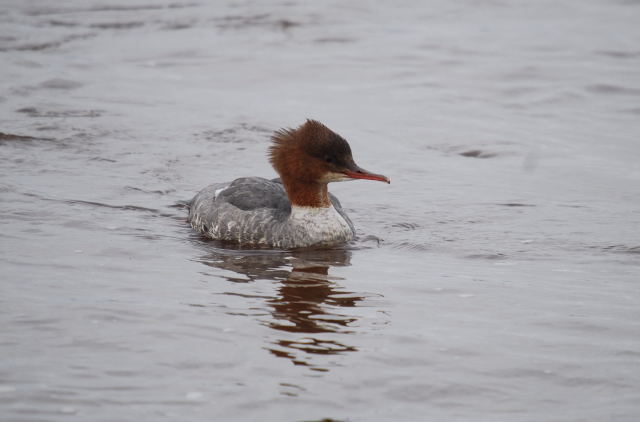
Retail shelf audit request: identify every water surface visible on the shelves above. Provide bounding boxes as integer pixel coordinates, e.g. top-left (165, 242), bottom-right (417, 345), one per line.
top-left (1, 0), bottom-right (640, 421)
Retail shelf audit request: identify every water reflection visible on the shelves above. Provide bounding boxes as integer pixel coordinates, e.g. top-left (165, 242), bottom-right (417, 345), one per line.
top-left (197, 245), bottom-right (366, 371)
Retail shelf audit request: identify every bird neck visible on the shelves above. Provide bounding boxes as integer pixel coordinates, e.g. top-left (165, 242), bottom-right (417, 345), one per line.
top-left (282, 177), bottom-right (331, 208)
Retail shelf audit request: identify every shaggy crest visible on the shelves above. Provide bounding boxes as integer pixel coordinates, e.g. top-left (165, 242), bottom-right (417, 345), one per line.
top-left (269, 119), bottom-right (353, 181)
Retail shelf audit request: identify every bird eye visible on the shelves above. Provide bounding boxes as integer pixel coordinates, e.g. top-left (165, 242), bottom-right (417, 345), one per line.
top-left (325, 156), bottom-right (333, 164)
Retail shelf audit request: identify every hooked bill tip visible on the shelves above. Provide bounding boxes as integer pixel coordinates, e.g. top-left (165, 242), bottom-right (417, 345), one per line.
top-left (344, 171), bottom-right (390, 184)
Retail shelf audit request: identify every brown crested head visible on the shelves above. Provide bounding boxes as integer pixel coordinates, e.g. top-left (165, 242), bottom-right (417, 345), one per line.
top-left (269, 119), bottom-right (389, 186)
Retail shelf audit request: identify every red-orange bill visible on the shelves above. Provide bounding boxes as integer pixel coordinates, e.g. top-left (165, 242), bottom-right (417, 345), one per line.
top-left (344, 168), bottom-right (390, 184)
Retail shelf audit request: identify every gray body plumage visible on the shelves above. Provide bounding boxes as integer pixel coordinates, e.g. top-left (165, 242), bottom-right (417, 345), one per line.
top-left (188, 177), bottom-right (355, 249)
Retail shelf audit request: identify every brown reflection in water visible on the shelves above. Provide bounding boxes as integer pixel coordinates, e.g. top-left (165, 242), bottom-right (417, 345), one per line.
top-left (267, 259), bottom-right (363, 371)
top-left (269, 264), bottom-right (359, 333)
top-left (197, 245), bottom-right (364, 371)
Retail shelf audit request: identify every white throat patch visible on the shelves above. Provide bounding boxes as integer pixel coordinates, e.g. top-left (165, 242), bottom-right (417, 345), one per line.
top-left (290, 205), bottom-right (353, 243)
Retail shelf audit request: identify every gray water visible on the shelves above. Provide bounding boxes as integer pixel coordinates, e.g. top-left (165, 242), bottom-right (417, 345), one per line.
top-left (1, 0), bottom-right (640, 421)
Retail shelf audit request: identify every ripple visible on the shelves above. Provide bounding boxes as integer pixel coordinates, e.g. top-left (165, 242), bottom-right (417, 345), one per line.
top-left (595, 50), bottom-right (640, 59)
top-left (0, 132), bottom-right (53, 144)
top-left (314, 37), bottom-right (356, 44)
top-left (196, 123), bottom-right (270, 144)
top-left (0, 33), bottom-right (96, 52)
top-left (16, 107), bottom-right (102, 118)
top-left (213, 14), bottom-right (301, 31)
top-left (496, 203), bottom-right (536, 207)
top-left (390, 241), bottom-right (430, 252)
top-left (89, 22), bottom-right (145, 30)
top-left (124, 186), bottom-right (176, 196)
top-left (586, 84), bottom-right (640, 96)
top-left (459, 150), bottom-right (499, 159)
top-left (600, 244), bottom-right (640, 255)
top-left (23, 3), bottom-right (197, 16)
top-left (390, 222), bottom-right (421, 230)
top-left (38, 78), bottom-right (83, 90)
top-left (465, 253), bottom-right (508, 260)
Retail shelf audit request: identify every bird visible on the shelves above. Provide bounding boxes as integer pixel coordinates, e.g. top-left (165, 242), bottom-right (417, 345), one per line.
top-left (188, 119), bottom-right (389, 248)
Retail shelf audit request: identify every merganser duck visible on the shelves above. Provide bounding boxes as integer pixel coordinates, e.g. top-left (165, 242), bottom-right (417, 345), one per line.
top-left (188, 120), bottom-right (389, 248)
